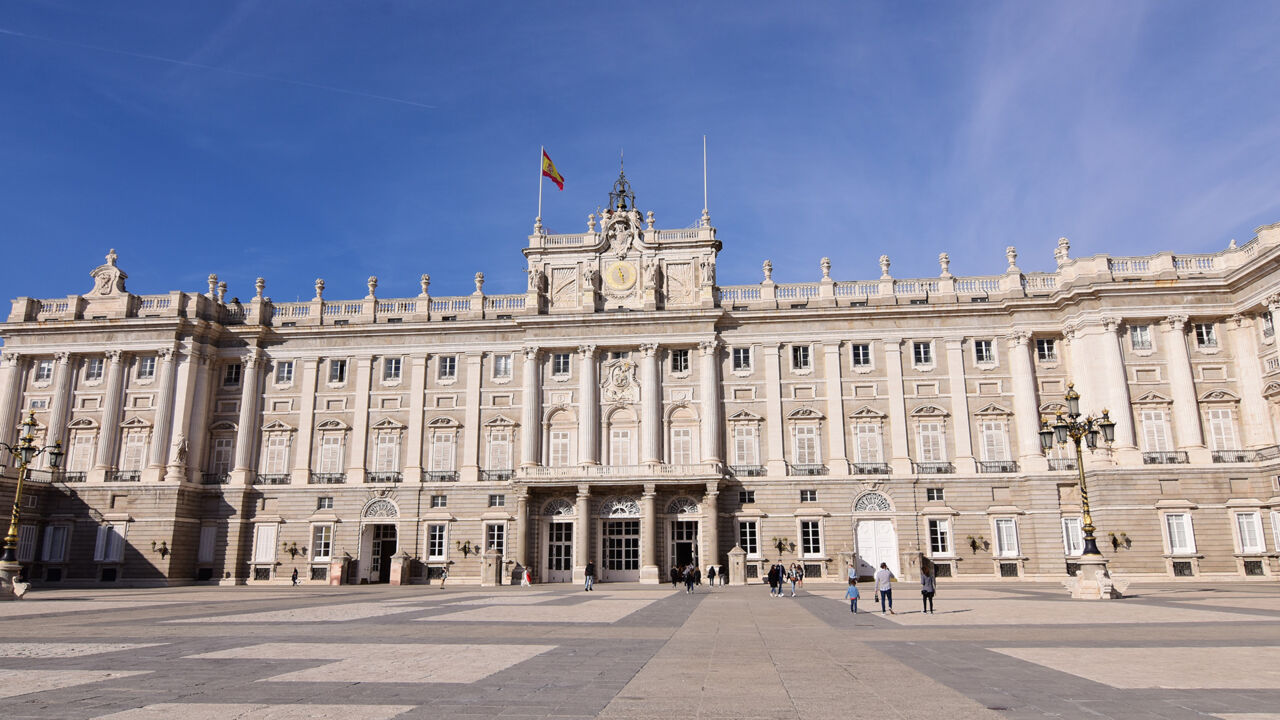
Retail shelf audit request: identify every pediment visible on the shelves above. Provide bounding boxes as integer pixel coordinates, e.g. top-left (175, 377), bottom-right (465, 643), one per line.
top-left (426, 416), bottom-right (459, 427)
top-left (1133, 391), bottom-right (1172, 404)
top-left (120, 416), bottom-right (152, 428)
top-left (786, 407), bottom-right (824, 420)
top-left (209, 420), bottom-right (237, 431)
top-left (1265, 382), bottom-right (1280, 397)
top-left (315, 419), bottom-right (348, 430)
top-left (848, 405), bottom-right (886, 419)
top-left (262, 419), bottom-right (295, 432)
top-left (371, 417), bottom-right (406, 429)
top-left (1039, 402), bottom-right (1068, 415)
top-left (67, 417), bottom-right (98, 429)
top-left (910, 404), bottom-right (949, 417)
top-left (483, 415), bottom-right (517, 427)
top-left (1199, 389), bottom-right (1240, 403)
top-left (727, 409), bottom-right (763, 422)
top-left (974, 403), bottom-right (1012, 416)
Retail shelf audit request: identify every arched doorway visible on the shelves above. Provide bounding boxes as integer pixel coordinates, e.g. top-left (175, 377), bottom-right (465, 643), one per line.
top-left (852, 492), bottom-right (899, 579)
top-left (599, 496), bottom-right (641, 582)
top-left (359, 498), bottom-right (399, 583)
top-left (666, 496), bottom-right (700, 573)
top-left (541, 498), bottom-right (575, 583)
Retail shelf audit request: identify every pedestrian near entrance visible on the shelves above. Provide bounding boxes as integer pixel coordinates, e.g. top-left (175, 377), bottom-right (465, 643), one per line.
top-left (584, 562), bottom-right (596, 591)
top-left (874, 562), bottom-right (895, 614)
top-left (521, 567), bottom-right (532, 587)
top-left (720, 565), bottom-right (728, 586)
top-left (707, 566), bottom-right (717, 587)
top-left (788, 563), bottom-right (799, 597)
top-left (845, 580), bottom-right (861, 613)
top-left (670, 566), bottom-right (680, 588)
top-left (766, 564), bottom-right (778, 596)
top-left (439, 567), bottom-right (448, 588)
top-left (921, 567), bottom-right (936, 614)
top-left (291, 568), bottom-right (299, 586)
top-left (848, 564), bottom-right (857, 584)
top-left (684, 565), bottom-right (696, 594)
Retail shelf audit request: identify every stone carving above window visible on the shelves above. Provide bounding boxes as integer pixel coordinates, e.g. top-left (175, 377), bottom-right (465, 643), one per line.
top-left (543, 498), bottom-right (575, 516)
top-left (601, 496), bottom-right (641, 518)
top-left (362, 498), bottom-right (398, 519)
top-left (854, 492), bottom-right (892, 513)
top-left (601, 358), bottom-right (639, 404)
top-left (666, 497), bottom-right (699, 515)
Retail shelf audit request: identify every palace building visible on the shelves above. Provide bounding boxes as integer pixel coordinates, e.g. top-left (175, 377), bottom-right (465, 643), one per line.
top-left (3, 171), bottom-right (1280, 587)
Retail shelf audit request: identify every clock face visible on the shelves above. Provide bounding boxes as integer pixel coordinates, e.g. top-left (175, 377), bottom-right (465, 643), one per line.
top-left (604, 261), bottom-right (637, 290)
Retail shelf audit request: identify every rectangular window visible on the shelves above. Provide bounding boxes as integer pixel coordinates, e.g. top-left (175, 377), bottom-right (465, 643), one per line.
top-left (913, 341), bottom-right (933, 366)
top-left (17, 525), bottom-right (36, 562)
top-left (488, 429), bottom-right (511, 470)
top-left (1035, 338), bottom-right (1058, 362)
top-left (1206, 407), bottom-right (1238, 451)
top-left (317, 497), bottom-right (334, 510)
top-left (671, 349), bottom-right (690, 374)
top-left (383, 357), bottom-right (402, 382)
top-left (85, 358), bottom-right (104, 382)
top-left (1236, 512), bottom-right (1265, 553)
top-left (926, 487), bottom-right (944, 502)
top-left (1264, 312), bottom-right (1275, 338)
top-left (492, 354), bottom-right (512, 380)
top-left (738, 520), bottom-right (759, 556)
top-left (430, 494), bottom-right (447, 508)
top-left (552, 353), bottom-right (570, 377)
top-left (93, 522), bottom-right (127, 562)
top-left (670, 428), bottom-right (693, 465)
top-left (738, 490), bottom-right (755, 504)
top-left (488, 494), bottom-right (506, 507)
top-left (1140, 410), bottom-right (1172, 452)
top-left (312, 524), bottom-right (333, 561)
top-left (733, 425), bottom-right (759, 466)
top-left (917, 422), bottom-right (946, 462)
top-left (854, 423), bottom-right (883, 464)
top-left (974, 340), bottom-right (995, 364)
top-left (136, 356), bottom-right (156, 380)
top-left (485, 523), bottom-right (506, 556)
top-left (120, 432), bottom-right (147, 472)
top-left (609, 428), bottom-right (632, 466)
top-left (210, 437), bottom-right (234, 475)
top-left (1272, 511), bottom-right (1280, 552)
top-left (41, 525), bottom-right (69, 562)
top-left (252, 524), bottom-right (277, 563)
top-left (799, 520), bottom-right (822, 556)
top-left (1194, 323), bottom-right (1217, 348)
top-left (1130, 325), bottom-right (1152, 350)
top-left (197, 525), bottom-right (216, 563)
top-left (851, 343), bottom-right (871, 368)
top-left (318, 435), bottom-right (344, 474)
top-left (373, 432), bottom-right (400, 472)
top-left (1165, 513), bottom-right (1196, 554)
top-left (35, 359), bottom-right (54, 382)
top-left (261, 435), bottom-right (289, 475)
top-left (427, 524), bottom-right (447, 560)
top-left (222, 363), bottom-right (241, 387)
top-left (994, 518), bottom-right (1019, 557)
top-left (799, 489), bottom-right (817, 502)
top-left (979, 421), bottom-right (1010, 462)
top-left (328, 359), bottom-right (347, 384)
top-left (1062, 517), bottom-right (1084, 556)
top-left (438, 356), bottom-right (457, 380)
top-left (791, 344), bottom-right (811, 371)
top-left (792, 425), bottom-right (820, 465)
top-left (275, 361), bottom-right (294, 384)
top-left (28, 398), bottom-right (48, 410)
top-left (70, 434), bottom-right (95, 473)
top-left (430, 433), bottom-right (456, 471)
top-left (732, 347), bottom-right (752, 371)
top-left (550, 430), bottom-right (571, 467)
top-left (928, 519), bottom-right (952, 556)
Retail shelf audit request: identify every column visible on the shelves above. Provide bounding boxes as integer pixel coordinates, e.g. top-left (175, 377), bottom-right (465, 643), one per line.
top-left (347, 356), bottom-right (373, 483)
top-left (822, 342), bottom-right (847, 473)
top-left (230, 350), bottom-right (263, 485)
top-left (698, 339), bottom-right (723, 464)
top-left (404, 355), bottom-right (428, 480)
top-left (1006, 332), bottom-right (1046, 469)
top-left (93, 350), bottom-right (126, 478)
top-left (520, 347), bottom-right (541, 467)
top-left (1228, 314), bottom-right (1273, 447)
top-left (47, 352), bottom-right (73, 447)
top-left (884, 339), bottom-right (911, 474)
top-left (0, 352), bottom-right (21, 450)
top-left (640, 483), bottom-right (658, 583)
top-left (184, 350), bottom-right (217, 483)
top-left (290, 358), bottom-right (320, 484)
top-left (461, 353), bottom-right (482, 482)
top-left (577, 345), bottom-right (598, 465)
top-left (165, 349), bottom-right (196, 481)
top-left (146, 348), bottom-right (178, 480)
top-left (944, 339), bottom-right (976, 473)
top-left (639, 344), bottom-right (661, 464)
top-left (573, 484), bottom-right (591, 583)
top-left (1163, 315), bottom-right (1205, 452)
top-left (702, 481), bottom-right (720, 572)
top-left (762, 343), bottom-right (787, 475)
top-left (514, 488), bottom-right (529, 569)
top-left (1100, 318), bottom-right (1138, 454)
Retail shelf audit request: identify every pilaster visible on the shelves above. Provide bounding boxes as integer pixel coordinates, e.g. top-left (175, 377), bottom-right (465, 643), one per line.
top-left (702, 481), bottom-right (720, 572)
top-left (144, 347), bottom-right (178, 482)
top-left (1006, 332), bottom-right (1047, 471)
top-left (640, 483), bottom-right (658, 583)
top-left (230, 349), bottom-right (262, 486)
top-left (639, 344), bottom-right (661, 464)
top-left (822, 342), bottom-right (848, 474)
top-left (290, 358), bottom-right (320, 484)
top-left (698, 339), bottom-right (723, 464)
top-left (346, 356), bottom-right (373, 484)
top-left (404, 355), bottom-right (428, 480)
top-left (0, 352), bottom-right (21, 451)
top-left (762, 343), bottom-right (787, 475)
top-left (944, 339), bottom-right (976, 473)
top-left (1100, 317), bottom-right (1141, 463)
top-left (520, 347), bottom-right (540, 467)
top-left (47, 352), bottom-right (74, 447)
top-left (1164, 315), bottom-right (1207, 457)
top-left (92, 350), bottom-right (126, 480)
top-left (1228, 314), bottom-right (1273, 447)
top-left (577, 345), bottom-right (598, 465)
top-left (460, 353), bottom-right (483, 482)
top-left (884, 339), bottom-right (911, 474)
top-left (573, 484), bottom-right (591, 583)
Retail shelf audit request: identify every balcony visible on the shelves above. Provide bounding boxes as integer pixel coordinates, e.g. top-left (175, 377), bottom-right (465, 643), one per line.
top-left (1212, 450), bottom-right (1253, 463)
top-left (729, 465), bottom-right (766, 477)
top-left (60, 472), bottom-right (86, 483)
top-left (1142, 451), bottom-right (1189, 465)
top-left (423, 470), bottom-right (459, 482)
top-left (787, 463), bottom-right (828, 476)
top-left (108, 470), bottom-right (141, 482)
top-left (1255, 445), bottom-right (1280, 461)
top-left (851, 462), bottom-right (891, 475)
top-left (23, 469), bottom-right (63, 483)
top-left (977, 461), bottom-right (1019, 473)
top-left (202, 472), bottom-right (229, 485)
top-left (366, 471), bottom-right (403, 483)
top-left (1047, 458), bottom-right (1078, 471)
top-left (913, 462), bottom-right (955, 475)
top-left (254, 474), bottom-right (291, 485)
top-left (480, 469), bottom-right (513, 481)
top-left (308, 473), bottom-right (347, 484)
top-left (517, 463), bottom-right (725, 482)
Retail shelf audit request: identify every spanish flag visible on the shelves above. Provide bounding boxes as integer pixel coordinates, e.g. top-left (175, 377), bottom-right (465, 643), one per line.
top-left (542, 149), bottom-right (565, 190)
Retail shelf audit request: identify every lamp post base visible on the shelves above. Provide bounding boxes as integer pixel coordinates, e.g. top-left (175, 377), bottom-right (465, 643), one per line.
top-left (1063, 555), bottom-right (1128, 600)
top-left (0, 560), bottom-right (29, 601)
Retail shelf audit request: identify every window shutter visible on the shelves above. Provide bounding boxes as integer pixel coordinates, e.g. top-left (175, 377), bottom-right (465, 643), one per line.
top-left (253, 524), bottom-right (277, 563)
top-left (17, 525), bottom-right (36, 562)
top-left (198, 525), bottom-right (217, 563)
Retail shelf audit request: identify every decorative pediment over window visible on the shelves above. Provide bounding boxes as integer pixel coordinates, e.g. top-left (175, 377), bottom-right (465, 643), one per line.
top-left (426, 416), bottom-right (459, 428)
top-left (316, 419), bottom-right (349, 431)
top-left (543, 405), bottom-right (575, 423)
top-left (853, 491), bottom-right (893, 513)
top-left (261, 419), bottom-right (295, 432)
top-left (974, 403), bottom-right (1012, 416)
top-left (1199, 389), bottom-right (1240, 403)
top-left (727, 409), bottom-right (763, 422)
top-left (209, 420), bottom-right (238, 432)
top-left (601, 496), bottom-right (640, 518)
top-left (849, 405), bottom-right (886, 419)
top-left (786, 407), bottom-right (824, 420)
top-left (67, 417), bottom-right (98, 429)
top-left (484, 415), bottom-right (517, 427)
top-left (120, 416), bottom-right (152, 429)
top-left (543, 498), bottom-right (575, 516)
top-left (666, 496), bottom-right (699, 515)
top-left (666, 402), bottom-right (699, 422)
top-left (910, 404), bottom-right (949, 417)
top-left (1133, 391), bottom-right (1172, 405)
top-left (1264, 382), bottom-right (1280, 398)
top-left (1038, 402), bottom-right (1069, 415)
top-left (361, 498), bottom-right (399, 519)
top-left (371, 417), bottom-right (406, 430)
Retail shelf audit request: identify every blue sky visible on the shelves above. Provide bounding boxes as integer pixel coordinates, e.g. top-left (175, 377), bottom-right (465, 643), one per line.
top-left (2, 1), bottom-right (1279, 303)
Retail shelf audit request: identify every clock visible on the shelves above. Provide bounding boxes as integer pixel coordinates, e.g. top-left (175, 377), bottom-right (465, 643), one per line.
top-left (604, 261), bottom-right (637, 290)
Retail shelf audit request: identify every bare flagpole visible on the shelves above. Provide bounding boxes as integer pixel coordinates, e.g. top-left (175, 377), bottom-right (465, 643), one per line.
top-left (701, 135), bottom-right (710, 227)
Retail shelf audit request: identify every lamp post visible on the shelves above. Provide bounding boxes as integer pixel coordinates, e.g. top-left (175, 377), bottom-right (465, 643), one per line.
top-left (1039, 384), bottom-right (1114, 557)
top-left (1, 412), bottom-right (65, 599)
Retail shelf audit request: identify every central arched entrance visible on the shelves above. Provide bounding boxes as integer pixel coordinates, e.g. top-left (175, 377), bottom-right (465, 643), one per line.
top-left (359, 498), bottom-right (399, 584)
top-left (541, 498), bottom-right (576, 583)
top-left (599, 496), bottom-right (641, 582)
top-left (852, 491), bottom-right (899, 579)
top-left (666, 496), bottom-right (701, 573)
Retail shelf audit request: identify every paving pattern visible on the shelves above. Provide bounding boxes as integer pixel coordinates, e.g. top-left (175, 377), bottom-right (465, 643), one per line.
top-left (0, 579), bottom-right (1277, 718)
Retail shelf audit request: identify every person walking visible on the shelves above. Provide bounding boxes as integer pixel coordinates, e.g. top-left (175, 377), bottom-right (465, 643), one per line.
top-left (439, 567), bottom-right (448, 589)
top-left (521, 567), bottom-right (532, 587)
top-left (291, 568), bottom-right (299, 586)
top-left (707, 565), bottom-right (717, 587)
top-left (720, 565), bottom-right (728, 586)
top-left (670, 566), bottom-right (680, 588)
top-left (921, 567), bottom-right (936, 614)
top-left (766, 564), bottom-right (779, 597)
top-left (796, 563), bottom-right (805, 589)
top-left (584, 561), bottom-right (596, 591)
top-left (845, 580), bottom-right (861, 614)
top-left (874, 562), bottom-right (895, 614)
top-left (788, 564), bottom-right (799, 597)
top-left (684, 565), bottom-right (696, 594)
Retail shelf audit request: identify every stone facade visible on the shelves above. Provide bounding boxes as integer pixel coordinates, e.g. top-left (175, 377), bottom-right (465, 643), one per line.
top-left (4, 176), bottom-right (1280, 586)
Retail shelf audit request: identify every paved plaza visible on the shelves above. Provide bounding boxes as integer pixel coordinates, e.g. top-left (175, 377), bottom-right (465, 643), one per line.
top-left (0, 581), bottom-right (1278, 719)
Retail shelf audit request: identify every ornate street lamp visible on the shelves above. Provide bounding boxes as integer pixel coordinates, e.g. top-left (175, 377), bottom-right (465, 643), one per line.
top-left (1039, 384), bottom-right (1115, 557)
top-left (1, 413), bottom-right (65, 572)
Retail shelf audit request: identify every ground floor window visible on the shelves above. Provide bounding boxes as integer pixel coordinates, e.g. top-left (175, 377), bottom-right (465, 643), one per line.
top-left (1061, 517), bottom-right (1084, 556)
top-left (799, 520), bottom-right (822, 557)
top-left (927, 518), bottom-right (951, 556)
top-left (1164, 513), bottom-right (1196, 554)
top-left (485, 523), bottom-right (506, 557)
top-left (251, 524), bottom-right (277, 564)
top-left (41, 525), bottom-right (69, 563)
top-left (994, 518), bottom-right (1019, 557)
top-left (603, 519), bottom-right (640, 571)
top-left (94, 522), bottom-right (128, 563)
top-left (1235, 512), bottom-right (1265, 553)
top-left (426, 524), bottom-right (447, 560)
top-left (311, 524), bottom-right (333, 561)
top-left (738, 520), bottom-right (759, 556)
top-left (197, 525), bottom-right (216, 563)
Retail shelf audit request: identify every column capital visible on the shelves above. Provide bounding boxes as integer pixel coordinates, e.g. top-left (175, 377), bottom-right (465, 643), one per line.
top-left (705, 480), bottom-right (720, 496)
top-left (104, 349), bottom-right (123, 362)
top-left (576, 483), bottom-right (591, 497)
top-left (156, 347), bottom-right (175, 360)
top-left (943, 337), bottom-right (965, 351)
top-left (638, 343), bottom-right (659, 358)
top-left (244, 351), bottom-right (264, 368)
top-left (642, 482), bottom-right (657, 497)
top-left (698, 339), bottom-right (721, 355)
top-left (1061, 322), bottom-right (1080, 342)
top-left (0, 351), bottom-right (22, 368)
top-left (53, 351), bottom-right (71, 364)
top-left (1005, 330), bottom-right (1032, 347)
top-left (823, 340), bottom-right (843, 352)
top-left (522, 345), bottom-right (540, 361)
top-left (1266, 293), bottom-right (1280, 309)
top-left (1165, 314), bottom-right (1189, 331)
top-left (1101, 316), bottom-right (1122, 334)
top-left (882, 337), bottom-right (904, 351)
top-left (576, 344), bottom-right (597, 359)
top-left (1228, 313), bottom-right (1247, 328)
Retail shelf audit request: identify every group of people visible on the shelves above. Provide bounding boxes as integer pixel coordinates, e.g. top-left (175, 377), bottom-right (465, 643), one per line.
top-left (668, 564), bottom-right (727, 592)
top-left (765, 562), bottom-right (805, 597)
top-left (843, 562), bottom-right (938, 615)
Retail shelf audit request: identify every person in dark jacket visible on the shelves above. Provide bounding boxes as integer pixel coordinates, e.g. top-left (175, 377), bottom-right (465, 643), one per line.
top-left (584, 562), bottom-right (596, 591)
top-left (670, 566), bottom-right (680, 588)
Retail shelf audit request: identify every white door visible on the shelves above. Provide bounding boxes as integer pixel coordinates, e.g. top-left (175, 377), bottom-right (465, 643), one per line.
top-left (855, 519), bottom-right (900, 578)
top-left (546, 521), bottom-right (573, 583)
top-left (600, 519), bottom-right (640, 582)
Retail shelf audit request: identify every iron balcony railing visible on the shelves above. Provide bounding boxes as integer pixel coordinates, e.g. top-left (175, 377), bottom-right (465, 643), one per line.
top-left (913, 462), bottom-right (955, 474)
top-left (1211, 449), bottom-right (1253, 463)
top-left (202, 472), bottom-right (229, 485)
top-left (1255, 445), bottom-right (1280, 461)
top-left (108, 470), bottom-right (141, 482)
top-left (1142, 451), bottom-right (1189, 465)
top-left (787, 463), bottom-right (828, 476)
top-left (23, 469), bottom-right (63, 483)
top-left (308, 473), bottom-right (347, 484)
top-left (729, 465), bottom-right (766, 477)
top-left (1047, 458), bottom-right (1078, 471)
top-left (423, 470), bottom-right (459, 482)
top-left (851, 462), bottom-right (891, 475)
top-left (254, 474), bottom-right (291, 485)
top-left (480, 469), bottom-right (513, 481)
top-left (366, 471), bottom-right (403, 483)
top-left (61, 472), bottom-right (87, 483)
top-left (977, 460), bottom-right (1019, 473)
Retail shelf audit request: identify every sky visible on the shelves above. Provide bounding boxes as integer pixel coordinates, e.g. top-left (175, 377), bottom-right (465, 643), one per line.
top-left (2, 1), bottom-right (1279, 303)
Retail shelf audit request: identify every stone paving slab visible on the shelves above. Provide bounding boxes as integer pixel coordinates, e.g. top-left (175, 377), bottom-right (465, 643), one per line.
top-left (991, 646), bottom-right (1280, 689)
top-left (94, 703), bottom-right (416, 719)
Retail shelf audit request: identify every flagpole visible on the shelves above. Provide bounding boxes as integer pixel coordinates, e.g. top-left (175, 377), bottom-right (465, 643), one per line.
top-left (701, 135), bottom-right (710, 227)
top-left (537, 145), bottom-right (544, 226)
